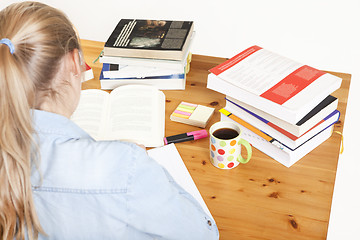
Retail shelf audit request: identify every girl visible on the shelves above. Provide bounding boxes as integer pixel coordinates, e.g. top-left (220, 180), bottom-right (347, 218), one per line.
top-left (0, 2), bottom-right (218, 239)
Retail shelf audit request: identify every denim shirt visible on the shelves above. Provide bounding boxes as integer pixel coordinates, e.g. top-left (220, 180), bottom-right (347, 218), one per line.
top-left (31, 110), bottom-right (219, 240)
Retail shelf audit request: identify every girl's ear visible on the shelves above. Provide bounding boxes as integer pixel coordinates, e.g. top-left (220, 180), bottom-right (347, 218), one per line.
top-left (69, 48), bottom-right (82, 78)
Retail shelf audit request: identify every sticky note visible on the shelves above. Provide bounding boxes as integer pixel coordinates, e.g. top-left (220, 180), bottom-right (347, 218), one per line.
top-left (170, 101), bottom-right (215, 128)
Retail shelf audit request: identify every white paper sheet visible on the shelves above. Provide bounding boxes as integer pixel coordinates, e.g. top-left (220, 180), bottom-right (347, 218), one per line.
top-left (148, 144), bottom-right (212, 218)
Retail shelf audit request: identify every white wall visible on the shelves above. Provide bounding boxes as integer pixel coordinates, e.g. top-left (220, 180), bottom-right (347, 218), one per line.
top-left (1, 1), bottom-right (359, 239)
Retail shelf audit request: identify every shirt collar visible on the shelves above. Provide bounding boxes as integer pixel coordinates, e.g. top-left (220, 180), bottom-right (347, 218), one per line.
top-left (32, 109), bottom-right (91, 139)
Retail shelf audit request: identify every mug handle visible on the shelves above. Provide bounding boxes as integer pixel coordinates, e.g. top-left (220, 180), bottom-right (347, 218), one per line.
top-left (237, 139), bottom-right (252, 164)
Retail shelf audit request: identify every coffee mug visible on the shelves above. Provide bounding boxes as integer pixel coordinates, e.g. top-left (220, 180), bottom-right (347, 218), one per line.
top-left (209, 121), bottom-right (252, 169)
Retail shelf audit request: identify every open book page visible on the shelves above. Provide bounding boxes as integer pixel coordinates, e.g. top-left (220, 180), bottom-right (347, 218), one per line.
top-left (107, 85), bottom-right (165, 147)
top-left (147, 144), bottom-right (213, 219)
top-left (71, 89), bottom-right (110, 140)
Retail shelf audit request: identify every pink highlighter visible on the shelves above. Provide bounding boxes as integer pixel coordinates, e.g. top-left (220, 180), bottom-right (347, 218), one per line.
top-left (164, 130), bottom-right (208, 145)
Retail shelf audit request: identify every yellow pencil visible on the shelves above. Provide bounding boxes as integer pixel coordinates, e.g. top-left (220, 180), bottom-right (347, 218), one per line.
top-left (219, 108), bottom-right (273, 142)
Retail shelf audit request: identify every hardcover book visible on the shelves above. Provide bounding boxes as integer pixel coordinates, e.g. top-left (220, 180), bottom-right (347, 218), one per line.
top-left (104, 19), bottom-right (194, 60)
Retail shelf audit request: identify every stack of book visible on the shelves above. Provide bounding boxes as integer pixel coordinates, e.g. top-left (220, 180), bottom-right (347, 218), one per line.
top-left (207, 45), bottom-right (342, 167)
top-left (99, 19), bottom-right (194, 90)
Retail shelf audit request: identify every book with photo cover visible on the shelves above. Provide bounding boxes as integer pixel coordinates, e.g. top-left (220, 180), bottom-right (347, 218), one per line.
top-left (104, 19), bottom-right (194, 60)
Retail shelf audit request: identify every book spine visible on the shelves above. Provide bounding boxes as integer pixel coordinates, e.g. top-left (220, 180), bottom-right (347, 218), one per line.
top-left (225, 97), bottom-right (336, 141)
top-left (221, 113), bottom-right (337, 167)
top-left (225, 98), bottom-right (298, 139)
top-left (220, 108), bottom-right (340, 151)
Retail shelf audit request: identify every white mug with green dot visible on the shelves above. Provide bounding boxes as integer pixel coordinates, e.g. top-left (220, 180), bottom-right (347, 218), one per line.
top-left (209, 121), bottom-right (252, 169)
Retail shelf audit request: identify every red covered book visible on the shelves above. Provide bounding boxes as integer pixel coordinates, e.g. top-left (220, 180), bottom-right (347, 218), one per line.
top-left (207, 46), bottom-right (342, 124)
top-left (84, 63), bottom-right (94, 81)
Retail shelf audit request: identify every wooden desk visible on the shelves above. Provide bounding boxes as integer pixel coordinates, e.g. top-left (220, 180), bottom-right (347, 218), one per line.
top-left (80, 39), bottom-right (351, 240)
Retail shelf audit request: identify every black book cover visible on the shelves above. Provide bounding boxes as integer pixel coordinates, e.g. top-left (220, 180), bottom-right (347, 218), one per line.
top-left (105, 19), bottom-right (193, 52)
top-left (296, 95), bottom-right (337, 126)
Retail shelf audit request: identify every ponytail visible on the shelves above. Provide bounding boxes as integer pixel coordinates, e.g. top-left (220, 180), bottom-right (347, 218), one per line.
top-left (0, 42), bottom-right (41, 239)
top-left (0, 2), bottom-right (80, 239)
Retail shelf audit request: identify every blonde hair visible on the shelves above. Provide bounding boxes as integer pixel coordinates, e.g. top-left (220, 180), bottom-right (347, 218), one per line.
top-left (0, 2), bottom-right (80, 239)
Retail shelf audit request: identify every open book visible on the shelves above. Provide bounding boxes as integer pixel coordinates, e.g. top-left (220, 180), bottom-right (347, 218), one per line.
top-left (71, 85), bottom-right (165, 147)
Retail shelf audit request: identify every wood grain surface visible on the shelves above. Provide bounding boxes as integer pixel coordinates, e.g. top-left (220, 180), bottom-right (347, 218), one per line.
top-left (80, 39), bottom-right (351, 240)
